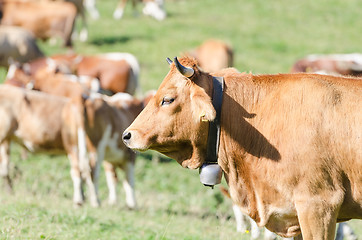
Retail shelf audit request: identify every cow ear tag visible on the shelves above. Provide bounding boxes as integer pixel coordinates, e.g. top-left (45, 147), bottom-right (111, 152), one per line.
top-left (200, 112), bottom-right (208, 122)
top-left (199, 163), bottom-right (222, 188)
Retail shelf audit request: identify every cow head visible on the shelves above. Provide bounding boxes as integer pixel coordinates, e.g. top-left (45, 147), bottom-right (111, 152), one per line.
top-left (123, 57), bottom-right (216, 169)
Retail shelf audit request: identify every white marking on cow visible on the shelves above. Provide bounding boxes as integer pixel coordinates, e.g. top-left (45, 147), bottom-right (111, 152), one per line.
top-left (306, 53), bottom-right (362, 64)
top-left (69, 156), bottom-right (83, 205)
top-left (84, 0), bottom-right (99, 19)
top-left (0, 144), bottom-right (9, 177)
top-left (106, 170), bottom-right (117, 205)
top-left (6, 64), bottom-right (17, 80)
top-left (123, 161), bottom-right (136, 208)
top-left (113, 8), bottom-right (124, 19)
top-left (99, 53), bottom-right (140, 95)
top-left (77, 127), bottom-right (88, 173)
top-left (142, 0), bottom-right (166, 21)
top-left (105, 92), bottom-right (134, 109)
top-left (79, 28), bottom-right (88, 42)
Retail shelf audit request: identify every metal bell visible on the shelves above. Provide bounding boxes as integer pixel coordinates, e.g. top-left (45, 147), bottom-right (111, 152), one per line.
top-left (199, 163), bottom-right (222, 188)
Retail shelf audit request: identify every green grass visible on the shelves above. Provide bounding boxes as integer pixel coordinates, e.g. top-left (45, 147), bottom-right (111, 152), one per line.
top-left (1, 0), bottom-right (362, 239)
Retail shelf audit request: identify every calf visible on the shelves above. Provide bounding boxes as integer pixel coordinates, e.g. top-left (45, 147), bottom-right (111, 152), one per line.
top-left (65, 92), bottom-right (153, 208)
top-left (0, 84), bottom-right (99, 206)
top-left (0, 0), bottom-right (77, 47)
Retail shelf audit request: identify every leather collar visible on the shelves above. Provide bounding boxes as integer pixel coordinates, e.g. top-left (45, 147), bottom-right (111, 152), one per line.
top-left (205, 76), bottom-right (224, 164)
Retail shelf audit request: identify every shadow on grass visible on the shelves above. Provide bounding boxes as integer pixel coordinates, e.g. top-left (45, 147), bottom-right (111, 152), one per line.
top-left (90, 34), bottom-right (152, 46)
top-left (90, 36), bottom-right (132, 46)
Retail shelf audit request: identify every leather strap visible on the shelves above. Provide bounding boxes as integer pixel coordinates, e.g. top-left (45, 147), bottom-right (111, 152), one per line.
top-left (205, 76), bottom-right (224, 164)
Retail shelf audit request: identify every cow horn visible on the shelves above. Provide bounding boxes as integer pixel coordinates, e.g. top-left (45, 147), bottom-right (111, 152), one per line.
top-left (166, 58), bottom-right (173, 65)
top-left (174, 57), bottom-right (194, 77)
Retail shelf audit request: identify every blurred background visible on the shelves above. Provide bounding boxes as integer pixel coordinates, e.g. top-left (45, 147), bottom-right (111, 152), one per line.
top-left (0, 0), bottom-right (361, 239)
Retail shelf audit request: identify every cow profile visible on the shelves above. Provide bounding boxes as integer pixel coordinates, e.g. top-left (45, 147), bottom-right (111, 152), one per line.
top-left (123, 56), bottom-right (362, 239)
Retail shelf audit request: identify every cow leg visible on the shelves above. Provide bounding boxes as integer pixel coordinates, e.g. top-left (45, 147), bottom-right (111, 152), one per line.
top-left (78, 11), bottom-right (88, 42)
top-left (122, 160), bottom-right (137, 209)
top-left (0, 141), bottom-right (12, 192)
top-left (232, 204), bottom-right (251, 233)
top-left (113, 0), bottom-right (128, 19)
top-left (249, 220), bottom-right (261, 239)
top-left (68, 152), bottom-right (84, 206)
top-left (336, 222), bottom-right (357, 240)
top-left (79, 133), bottom-right (100, 208)
top-left (84, 0), bottom-right (100, 19)
top-left (263, 229), bottom-right (277, 240)
top-left (295, 199), bottom-right (340, 240)
top-left (103, 161), bottom-right (118, 205)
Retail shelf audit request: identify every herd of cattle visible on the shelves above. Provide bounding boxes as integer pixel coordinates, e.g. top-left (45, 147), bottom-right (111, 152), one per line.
top-left (0, 1), bottom-right (362, 239)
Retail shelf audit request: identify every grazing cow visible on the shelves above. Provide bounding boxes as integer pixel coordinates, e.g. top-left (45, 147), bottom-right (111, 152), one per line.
top-left (113, 0), bottom-right (166, 21)
top-left (0, 84), bottom-right (100, 206)
top-left (5, 52), bottom-right (140, 95)
top-left (290, 53), bottom-right (362, 77)
top-left (122, 56), bottom-right (362, 239)
top-left (0, 26), bottom-right (44, 68)
top-left (0, 0), bottom-right (77, 47)
top-left (185, 39), bottom-right (234, 73)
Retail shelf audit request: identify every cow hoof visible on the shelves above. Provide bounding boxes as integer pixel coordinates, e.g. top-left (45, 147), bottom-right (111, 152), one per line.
top-left (113, 9), bottom-right (124, 20)
top-left (73, 201), bottom-right (83, 208)
top-left (90, 200), bottom-right (100, 208)
top-left (2, 177), bottom-right (13, 194)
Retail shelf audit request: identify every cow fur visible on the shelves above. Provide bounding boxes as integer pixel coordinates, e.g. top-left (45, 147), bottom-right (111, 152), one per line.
top-left (0, 0), bottom-right (77, 47)
top-left (0, 26), bottom-right (44, 68)
top-left (123, 56), bottom-right (362, 240)
top-left (0, 84), bottom-right (99, 207)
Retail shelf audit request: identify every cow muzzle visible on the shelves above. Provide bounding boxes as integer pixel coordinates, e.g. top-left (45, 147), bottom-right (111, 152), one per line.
top-left (122, 130), bottom-right (132, 147)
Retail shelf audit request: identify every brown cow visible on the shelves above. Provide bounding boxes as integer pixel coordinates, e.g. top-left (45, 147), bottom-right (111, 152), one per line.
top-left (186, 39), bottom-right (234, 73)
top-left (0, 0), bottom-right (77, 47)
top-left (122, 56), bottom-right (362, 239)
top-left (0, 84), bottom-right (100, 206)
top-left (0, 26), bottom-right (44, 67)
top-left (5, 52), bottom-right (140, 95)
top-left (290, 53), bottom-right (362, 77)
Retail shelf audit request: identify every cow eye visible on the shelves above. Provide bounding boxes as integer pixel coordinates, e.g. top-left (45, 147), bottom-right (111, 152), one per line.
top-left (161, 97), bottom-right (175, 106)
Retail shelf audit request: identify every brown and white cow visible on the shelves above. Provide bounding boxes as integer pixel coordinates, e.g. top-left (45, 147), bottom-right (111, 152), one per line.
top-left (0, 26), bottom-right (44, 68)
top-left (0, 84), bottom-right (100, 207)
top-left (185, 39), bottom-right (234, 73)
top-left (73, 92), bottom-right (152, 208)
top-left (290, 53), bottom-right (362, 77)
top-left (0, 0), bottom-right (77, 47)
top-left (123, 56), bottom-right (362, 239)
top-left (5, 52), bottom-right (140, 95)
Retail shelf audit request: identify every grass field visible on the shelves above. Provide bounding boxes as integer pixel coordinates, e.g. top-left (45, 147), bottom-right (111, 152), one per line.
top-left (0, 0), bottom-right (361, 239)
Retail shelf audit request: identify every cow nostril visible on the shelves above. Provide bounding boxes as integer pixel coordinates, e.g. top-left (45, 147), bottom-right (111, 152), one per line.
top-left (123, 131), bottom-right (132, 141)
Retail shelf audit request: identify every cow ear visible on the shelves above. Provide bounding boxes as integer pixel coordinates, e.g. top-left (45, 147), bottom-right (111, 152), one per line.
top-left (190, 87), bottom-right (216, 122)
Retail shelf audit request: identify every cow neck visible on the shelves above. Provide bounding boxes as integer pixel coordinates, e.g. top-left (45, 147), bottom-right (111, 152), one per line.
top-left (205, 76), bottom-right (224, 164)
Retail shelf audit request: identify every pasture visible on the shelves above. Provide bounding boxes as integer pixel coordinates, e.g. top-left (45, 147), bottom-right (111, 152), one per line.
top-left (0, 0), bottom-right (361, 239)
